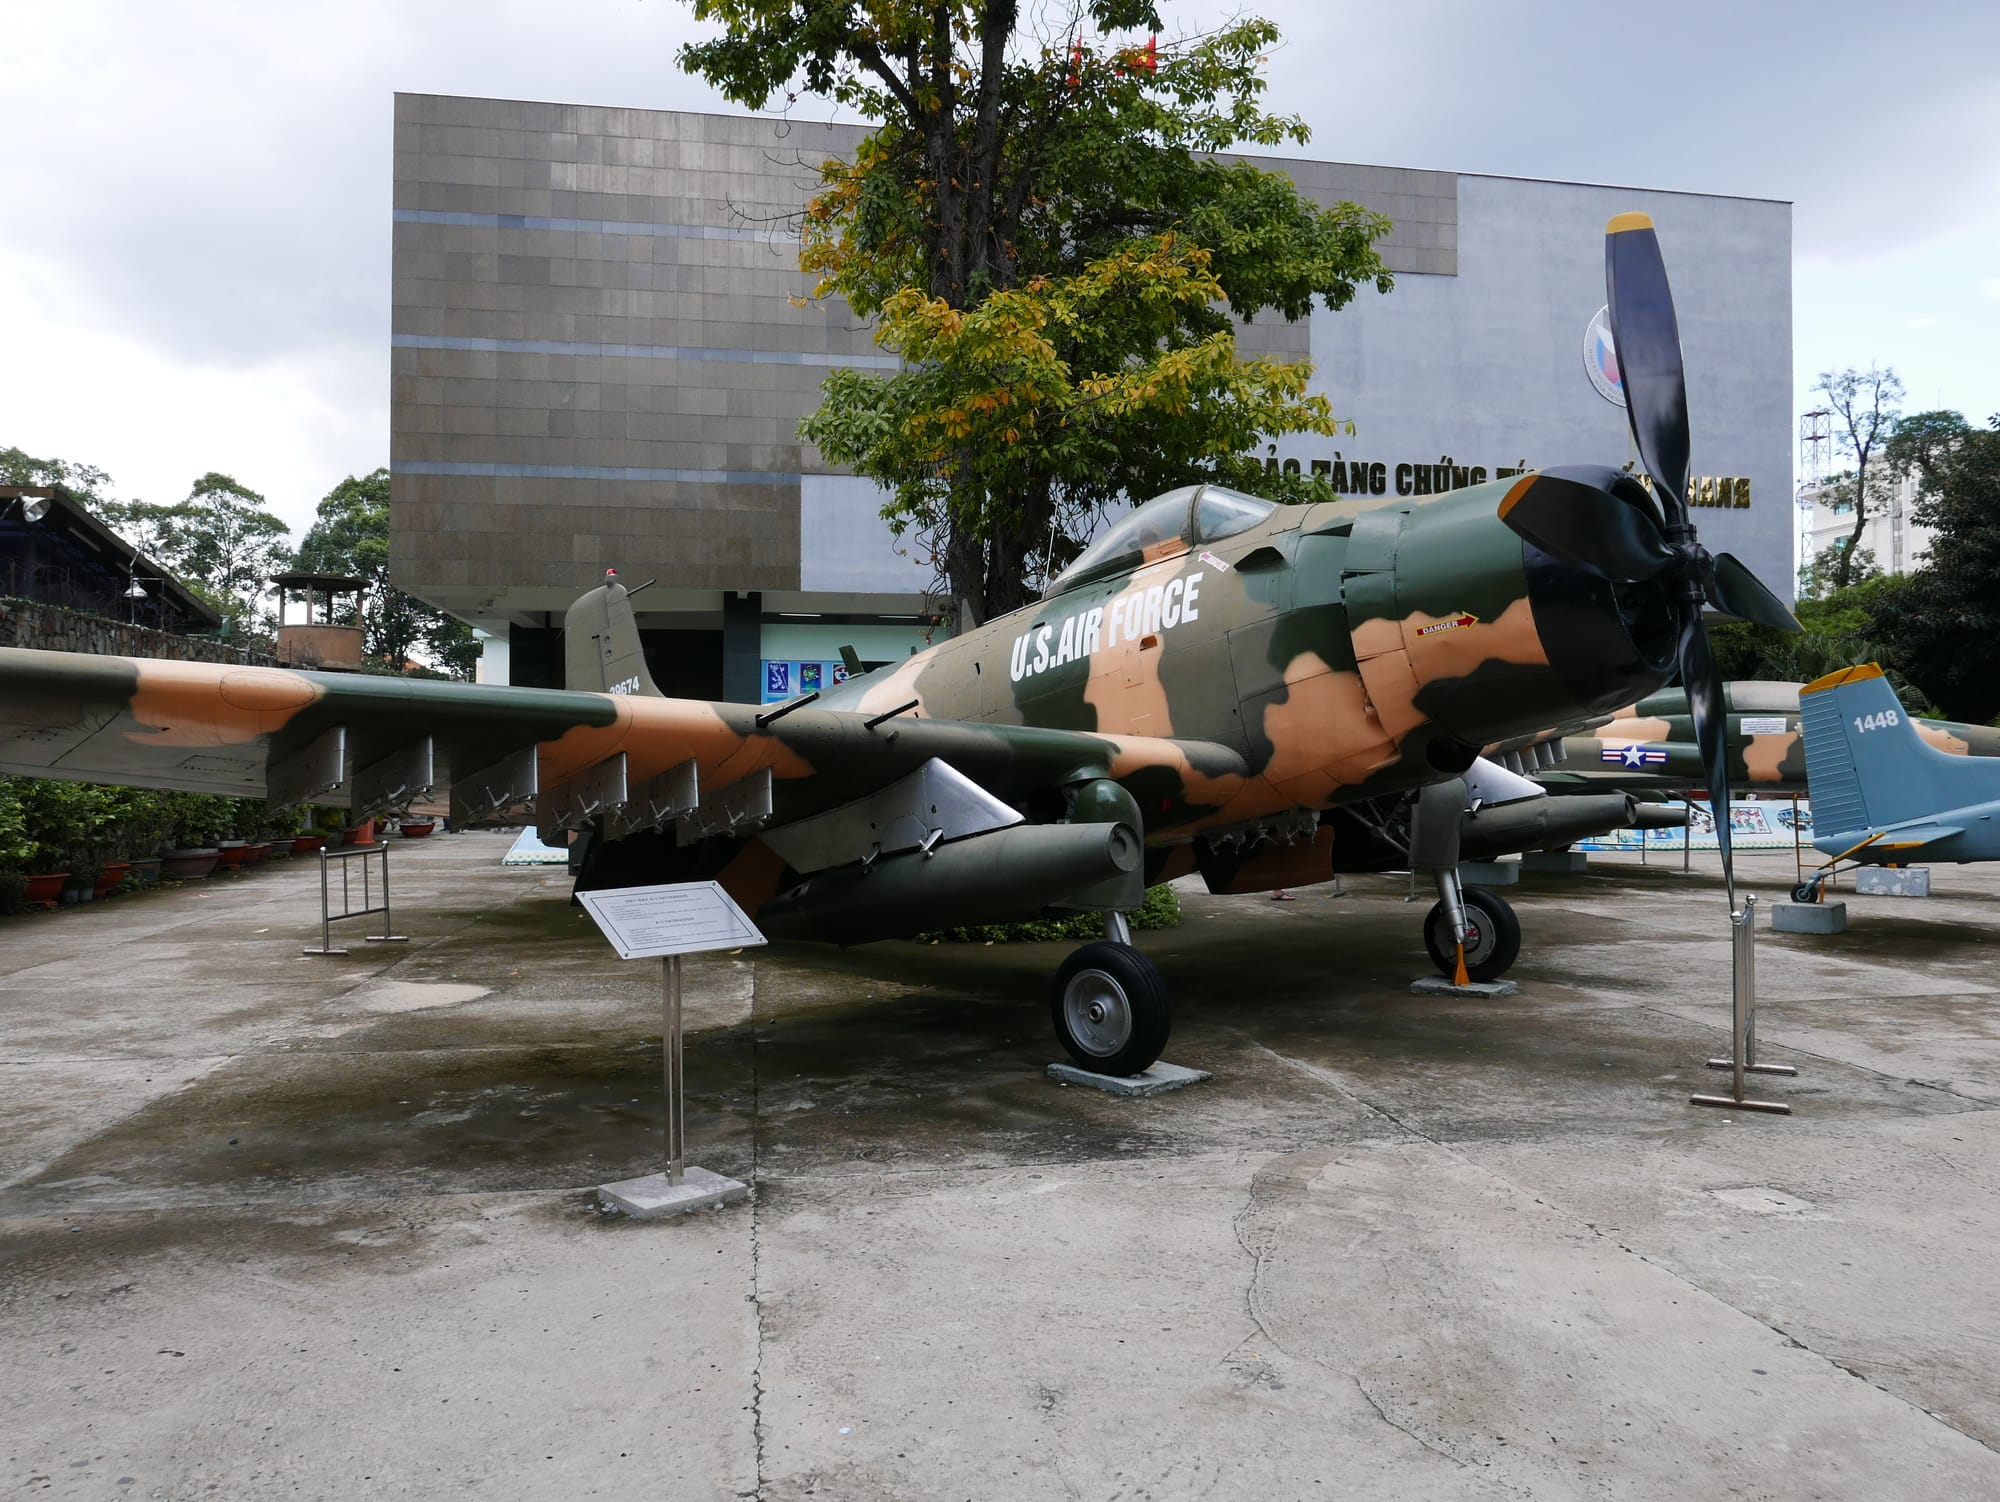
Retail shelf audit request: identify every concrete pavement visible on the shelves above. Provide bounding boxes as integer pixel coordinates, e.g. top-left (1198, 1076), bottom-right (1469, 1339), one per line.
top-left (4, 834), bottom-right (1999, 1499)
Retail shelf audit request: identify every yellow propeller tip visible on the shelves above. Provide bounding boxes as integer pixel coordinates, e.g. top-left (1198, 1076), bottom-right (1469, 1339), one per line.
top-left (1607, 211), bottom-right (1654, 234)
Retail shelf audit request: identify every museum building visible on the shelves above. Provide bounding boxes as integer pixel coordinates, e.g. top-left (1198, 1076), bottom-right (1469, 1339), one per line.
top-left (390, 93), bottom-right (1793, 701)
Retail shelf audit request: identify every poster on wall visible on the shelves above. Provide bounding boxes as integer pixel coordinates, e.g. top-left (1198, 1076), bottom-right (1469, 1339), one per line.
top-left (1576, 799), bottom-right (1813, 852)
top-left (760, 661), bottom-right (847, 704)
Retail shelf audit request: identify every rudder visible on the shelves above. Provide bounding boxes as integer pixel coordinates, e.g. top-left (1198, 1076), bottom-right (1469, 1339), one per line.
top-left (1800, 664), bottom-right (1952, 834)
top-left (564, 569), bottom-right (661, 697)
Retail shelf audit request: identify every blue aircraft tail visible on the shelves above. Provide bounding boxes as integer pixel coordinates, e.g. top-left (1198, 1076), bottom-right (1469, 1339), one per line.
top-left (1799, 665), bottom-right (2000, 837)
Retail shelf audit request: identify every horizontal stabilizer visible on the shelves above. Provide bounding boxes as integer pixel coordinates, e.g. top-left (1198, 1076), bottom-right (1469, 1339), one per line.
top-left (1873, 824), bottom-right (1964, 851)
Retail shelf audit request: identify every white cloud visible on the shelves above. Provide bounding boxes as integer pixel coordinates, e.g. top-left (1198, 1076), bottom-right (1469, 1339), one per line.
top-left (8, 0), bottom-right (2000, 528)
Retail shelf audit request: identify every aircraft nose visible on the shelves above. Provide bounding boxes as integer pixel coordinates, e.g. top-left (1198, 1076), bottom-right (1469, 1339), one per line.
top-left (1351, 475), bottom-right (1679, 756)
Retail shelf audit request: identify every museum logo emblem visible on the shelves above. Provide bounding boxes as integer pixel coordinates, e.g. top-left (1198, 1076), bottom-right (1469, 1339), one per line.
top-left (1583, 305), bottom-right (1626, 408)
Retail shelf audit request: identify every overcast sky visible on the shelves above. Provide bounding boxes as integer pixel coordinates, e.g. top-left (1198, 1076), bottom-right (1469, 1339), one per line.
top-left (3, 0), bottom-right (1995, 535)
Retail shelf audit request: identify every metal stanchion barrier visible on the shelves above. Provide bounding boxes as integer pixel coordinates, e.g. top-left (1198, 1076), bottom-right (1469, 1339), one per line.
top-left (302, 845), bottom-right (409, 955)
top-left (1691, 894), bottom-right (1796, 1114)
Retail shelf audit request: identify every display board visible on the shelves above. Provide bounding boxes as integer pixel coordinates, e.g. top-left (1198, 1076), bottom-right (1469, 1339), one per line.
top-left (576, 881), bottom-right (768, 959)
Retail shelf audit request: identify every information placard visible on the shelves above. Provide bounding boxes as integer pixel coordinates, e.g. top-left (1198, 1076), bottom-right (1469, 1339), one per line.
top-left (577, 881), bottom-right (767, 960)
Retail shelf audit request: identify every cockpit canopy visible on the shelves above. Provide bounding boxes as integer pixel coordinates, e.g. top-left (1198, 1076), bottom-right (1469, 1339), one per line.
top-left (1043, 484), bottom-right (1276, 599)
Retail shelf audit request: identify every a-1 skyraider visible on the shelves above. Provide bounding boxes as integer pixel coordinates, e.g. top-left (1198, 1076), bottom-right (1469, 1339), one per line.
top-left (0, 214), bottom-right (1797, 1075)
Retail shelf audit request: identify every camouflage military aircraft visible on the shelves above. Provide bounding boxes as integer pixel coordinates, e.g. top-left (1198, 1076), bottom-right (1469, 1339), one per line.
top-left (1520, 681), bottom-right (2000, 793)
top-left (0, 213), bottom-right (1795, 1076)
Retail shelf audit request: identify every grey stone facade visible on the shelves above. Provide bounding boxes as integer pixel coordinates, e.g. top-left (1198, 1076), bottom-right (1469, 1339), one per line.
top-left (390, 93), bottom-right (1789, 696)
top-left (0, 599), bottom-right (275, 667)
top-left (390, 97), bottom-right (1457, 628)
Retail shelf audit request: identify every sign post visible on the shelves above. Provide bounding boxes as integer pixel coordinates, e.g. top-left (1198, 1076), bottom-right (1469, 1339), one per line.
top-left (576, 881), bottom-right (767, 1218)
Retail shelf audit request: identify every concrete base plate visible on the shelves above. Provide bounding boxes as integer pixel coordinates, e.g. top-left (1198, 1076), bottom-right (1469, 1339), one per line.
top-left (1410, 976), bottom-right (1521, 999)
top-left (598, 1166), bottom-right (749, 1219)
top-left (1459, 860), bottom-right (1520, 887)
top-left (1856, 867), bottom-right (1931, 897)
top-left (1047, 1060), bottom-right (1212, 1096)
top-left (1522, 849), bottom-right (1590, 874)
top-left (1772, 901), bottom-right (1848, 934)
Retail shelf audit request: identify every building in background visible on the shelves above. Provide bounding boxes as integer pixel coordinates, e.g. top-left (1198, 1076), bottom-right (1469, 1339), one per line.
top-left (1, 484), bottom-right (221, 639)
top-left (390, 94), bottom-right (1794, 700)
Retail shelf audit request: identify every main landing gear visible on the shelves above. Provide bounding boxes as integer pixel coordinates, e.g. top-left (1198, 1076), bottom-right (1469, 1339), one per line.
top-left (1421, 879), bottom-right (1521, 984)
top-left (1050, 910), bottom-right (1171, 1077)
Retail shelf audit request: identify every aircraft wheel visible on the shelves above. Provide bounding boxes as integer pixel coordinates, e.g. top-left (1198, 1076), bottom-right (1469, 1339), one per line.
top-left (1792, 881), bottom-right (1821, 904)
top-left (1422, 886), bottom-right (1522, 983)
top-left (1052, 941), bottom-right (1171, 1077)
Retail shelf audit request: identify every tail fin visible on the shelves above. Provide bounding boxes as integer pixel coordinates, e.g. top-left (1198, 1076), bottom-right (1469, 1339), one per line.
top-left (564, 569), bottom-right (661, 697)
top-left (1799, 664), bottom-right (1995, 834)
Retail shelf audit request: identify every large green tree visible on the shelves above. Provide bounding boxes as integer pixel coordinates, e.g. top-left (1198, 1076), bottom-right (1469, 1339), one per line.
top-left (292, 468), bottom-right (478, 680)
top-left (1866, 411), bottom-right (2000, 721)
top-left (678, 1), bottom-right (1391, 623)
top-left (96, 473), bottom-right (291, 632)
top-left (0, 446), bottom-right (117, 509)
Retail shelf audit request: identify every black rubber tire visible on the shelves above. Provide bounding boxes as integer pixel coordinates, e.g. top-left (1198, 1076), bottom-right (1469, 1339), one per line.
top-left (1422, 886), bottom-right (1523, 983)
top-left (1792, 881), bottom-right (1821, 904)
top-left (1051, 941), bottom-right (1171, 1077)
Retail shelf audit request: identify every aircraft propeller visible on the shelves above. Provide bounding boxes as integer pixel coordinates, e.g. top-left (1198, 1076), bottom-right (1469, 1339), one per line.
top-left (1497, 212), bottom-right (1801, 910)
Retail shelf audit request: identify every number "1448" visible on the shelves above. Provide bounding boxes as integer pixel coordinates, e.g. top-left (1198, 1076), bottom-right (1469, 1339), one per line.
top-left (1854, 710), bottom-right (1900, 733)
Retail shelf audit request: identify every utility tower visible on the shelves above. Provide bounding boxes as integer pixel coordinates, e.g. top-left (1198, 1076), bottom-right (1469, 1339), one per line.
top-left (1795, 408), bottom-right (1833, 583)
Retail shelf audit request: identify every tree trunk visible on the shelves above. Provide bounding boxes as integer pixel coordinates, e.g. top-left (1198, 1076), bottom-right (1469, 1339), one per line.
top-left (1838, 452), bottom-right (1871, 591)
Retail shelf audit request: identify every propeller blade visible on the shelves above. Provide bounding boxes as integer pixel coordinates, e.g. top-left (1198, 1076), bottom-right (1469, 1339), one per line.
top-left (1707, 552), bottom-right (1802, 632)
top-left (1605, 214), bottom-right (1692, 515)
top-left (1678, 614), bottom-right (1736, 911)
top-left (1496, 469), bottom-right (1677, 582)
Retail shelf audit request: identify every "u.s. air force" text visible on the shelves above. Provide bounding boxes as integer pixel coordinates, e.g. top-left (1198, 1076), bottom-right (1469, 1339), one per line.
top-left (1009, 573), bottom-right (1204, 683)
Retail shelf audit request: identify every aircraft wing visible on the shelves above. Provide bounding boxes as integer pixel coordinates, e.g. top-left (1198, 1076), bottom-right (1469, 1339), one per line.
top-left (0, 647), bottom-right (1248, 835)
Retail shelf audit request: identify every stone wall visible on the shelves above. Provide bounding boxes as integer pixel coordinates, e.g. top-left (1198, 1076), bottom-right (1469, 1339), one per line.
top-left (0, 598), bottom-right (276, 667)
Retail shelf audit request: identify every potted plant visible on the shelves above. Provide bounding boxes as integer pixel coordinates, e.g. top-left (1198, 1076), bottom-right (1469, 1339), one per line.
top-left (160, 791), bottom-right (229, 880)
top-left (398, 816), bottom-right (437, 839)
top-left (0, 778), bottom-right (51, 913)
top-left (13, 779), bottom-right (100, 907)
top-left (247, 798), bottom-right (298, 861)
top-left (311, 805), bottom-right (347, 849)
top-left (117, 790), bottom-right (173, 887)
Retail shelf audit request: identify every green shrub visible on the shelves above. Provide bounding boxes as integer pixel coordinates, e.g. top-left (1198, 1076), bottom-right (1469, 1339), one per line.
top-left (0, 780), bottom-right (33, 873)
top-left (0, 778), bottom-right (316, 871)
top-left (162, 791), bottom-right (235, 850)
top-left (920, 881), bottom-right (1182, 943)
top-left (10, 780), bottom-right (122, 873)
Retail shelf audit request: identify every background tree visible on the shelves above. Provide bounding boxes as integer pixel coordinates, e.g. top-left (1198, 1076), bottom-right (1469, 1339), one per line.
top-left (1796, 533), bottom-right (1879, 600)
top-left (94, 473), bottom-right (291, 633)
top-left (679, 1), bottom-right (1392, 623)
top-left (292, 468), bottom-right (478, 679)
top-left (0, 446), bottom-right (117, 510)
top-left (1815, 364), bottom-right (1904, 591)
top-left (1868, 411), bottom-right (2000, 721)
